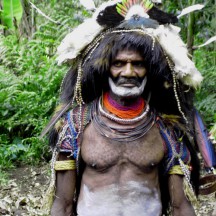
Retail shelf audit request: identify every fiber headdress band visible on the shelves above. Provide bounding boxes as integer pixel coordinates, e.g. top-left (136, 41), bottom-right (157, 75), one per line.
top-left (57, 0), bottom-right (203, 89)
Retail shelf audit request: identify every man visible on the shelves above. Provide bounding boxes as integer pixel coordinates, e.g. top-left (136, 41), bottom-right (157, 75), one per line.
top-left (43, 1), bottom-right (203, 215)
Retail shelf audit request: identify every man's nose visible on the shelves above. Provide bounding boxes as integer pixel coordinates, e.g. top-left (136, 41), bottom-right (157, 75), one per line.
top-left (123, 63), bottom-right (134, 76)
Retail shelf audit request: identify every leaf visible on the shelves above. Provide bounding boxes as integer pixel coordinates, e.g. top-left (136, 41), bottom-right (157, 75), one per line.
top-left (2, 0), bottom-right (23, 29)
top-left (0, 24), bottom-right (6, 30)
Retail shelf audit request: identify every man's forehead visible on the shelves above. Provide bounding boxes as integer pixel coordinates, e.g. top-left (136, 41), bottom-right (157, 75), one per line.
top-left (114, 49), bottom-right (144, 60)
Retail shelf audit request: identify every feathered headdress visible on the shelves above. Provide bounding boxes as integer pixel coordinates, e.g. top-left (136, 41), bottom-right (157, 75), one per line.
top-left (57, 0), bottom-right (204, 89)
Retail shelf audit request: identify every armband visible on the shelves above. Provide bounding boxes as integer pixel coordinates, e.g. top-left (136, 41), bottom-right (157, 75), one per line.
top-left (54, 160), bottom-right (76, 171)
top-left (168, 165), bottom-right (189, 175)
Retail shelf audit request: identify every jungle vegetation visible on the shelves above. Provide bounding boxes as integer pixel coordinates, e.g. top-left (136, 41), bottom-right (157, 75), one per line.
top-left (0, 0), bottom-right (215, 182)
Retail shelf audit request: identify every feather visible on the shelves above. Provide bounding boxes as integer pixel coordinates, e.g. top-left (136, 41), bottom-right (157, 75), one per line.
top-left (96, 4), bottom-right (124, 27)
top-left (57, 1), bottom-right (125, 64)
top-left (194, 36), bottom-right (216, 49)
top-left (145, 24), bottom-right (203, 88)
top-left (148, 6), bottom-right (178, 24)
top-left (118, 16), bottom-right (159, 29)
top-left (116, 0), bottom-right (153, 18)
top-left (177, 4), bottom-right (205, 19)
top-left (80, 0), bottom-right (96, 11)
top-left (194, 110), bottom-right (216, 168)
top-left (56, 18), bottom-right (104, 65)
top-left (161, 114), bottom-right (181, 123)
top-left (181, 72), bottom-right (203, 89)
top-left (152, 0), bottom-right (162, 3)
top-left (125, 5), bottom-right (150, 19)
top-left (40, 102), bottom-right (71, 138)
top-left (93, 0), bottom-right (122, 19)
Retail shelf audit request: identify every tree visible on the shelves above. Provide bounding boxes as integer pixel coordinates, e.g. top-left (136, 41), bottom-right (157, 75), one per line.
top-left (20, 0), bottom-right (36, 38)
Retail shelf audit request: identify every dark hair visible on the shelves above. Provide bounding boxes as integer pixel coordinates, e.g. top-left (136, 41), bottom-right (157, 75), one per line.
top-left (61, 31), bottom-right (191, 116)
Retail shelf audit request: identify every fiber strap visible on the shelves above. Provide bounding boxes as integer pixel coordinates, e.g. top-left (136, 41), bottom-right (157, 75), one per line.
top-left (54, 160), bottom-right (76, 170)
top-left (199, 174), bottom-right (216, 195)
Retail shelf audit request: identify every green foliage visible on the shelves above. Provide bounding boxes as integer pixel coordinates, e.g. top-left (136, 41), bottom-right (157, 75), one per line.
top-left (0, 31), bottom-right (61, 169)
top-left (0, 170), bottom-right (8, 186)
top-left (192, 1), bottom-right (216, 128)
top-left (0, 0), bottom-right (215, 174)
top-left (194, 48), bottom-right (216, 127)
top-left (0, 0), bottom-right (89, 171)
top-left (1, 0), bottom-right (23, 30)
top-left (211, 123), bottom-right (216, 139)
top-left (163, 0), bottom-right (216, 129)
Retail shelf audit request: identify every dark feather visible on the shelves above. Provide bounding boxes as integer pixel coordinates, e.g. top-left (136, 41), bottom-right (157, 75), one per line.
top-left (148, 6), bottom-right (178, 24)
top-left (118, 16), bottom-right (159, 29)
top-left (40, 102), bottom-right (71, 138)
top-left (96, 4), bottom-right (177, 28)
top-left (48, 127), bottom-right (59, 149)
top-left (96, 4), bottom-right (124, 27)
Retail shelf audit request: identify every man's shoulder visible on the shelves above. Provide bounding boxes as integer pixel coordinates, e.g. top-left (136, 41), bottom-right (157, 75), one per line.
top-left (67, 100), bottom-right (95, 117)
top-left (62, 100), bottom-right (95, 129)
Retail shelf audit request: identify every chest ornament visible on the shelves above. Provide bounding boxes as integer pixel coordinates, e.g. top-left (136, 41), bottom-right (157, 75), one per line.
top-left (92, 99), bottom-right (156, 142)
top-left (99, 96), bottom-right (150, 124)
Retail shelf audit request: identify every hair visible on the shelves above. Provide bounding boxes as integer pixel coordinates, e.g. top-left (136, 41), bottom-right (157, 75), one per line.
top-left (52, 31), bottom-right (200, 215)
top-left (61, 31), bottom-right (193, 117)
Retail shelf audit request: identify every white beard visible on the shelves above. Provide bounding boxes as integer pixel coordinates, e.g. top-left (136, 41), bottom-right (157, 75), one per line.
top-left (77, 181), bottom-right (162, 216)
top-left (108, 76), bottom-right (147, 98)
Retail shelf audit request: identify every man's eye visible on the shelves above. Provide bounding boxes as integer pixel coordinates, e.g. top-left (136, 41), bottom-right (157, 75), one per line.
top-left (133, 61), bottom-right (145, 67)
top-left (113, 61), bottom-right (123, 67)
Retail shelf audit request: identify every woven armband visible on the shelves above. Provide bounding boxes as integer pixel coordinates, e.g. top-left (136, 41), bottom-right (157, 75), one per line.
top-left (54, 160), bottom-right (76, 171)
top-left (168, 165), bottom-right (189, 175)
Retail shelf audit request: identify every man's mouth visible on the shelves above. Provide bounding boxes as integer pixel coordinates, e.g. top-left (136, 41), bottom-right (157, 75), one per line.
top-left (119, 83), bottom-right (136, 87)
top-left (114, 77), bottom-right (141, 87)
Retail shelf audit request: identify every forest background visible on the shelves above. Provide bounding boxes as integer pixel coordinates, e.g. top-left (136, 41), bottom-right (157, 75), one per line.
top-left (0, 0), bottom-right (215, 183)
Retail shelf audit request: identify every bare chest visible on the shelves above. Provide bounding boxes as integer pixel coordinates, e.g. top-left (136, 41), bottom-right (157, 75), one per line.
top-left (81, 122), bottom-right (165, 170)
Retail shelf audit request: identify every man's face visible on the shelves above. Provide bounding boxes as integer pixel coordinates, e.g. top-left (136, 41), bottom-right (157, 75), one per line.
top-left (109, 49), bottom-right (147, 98)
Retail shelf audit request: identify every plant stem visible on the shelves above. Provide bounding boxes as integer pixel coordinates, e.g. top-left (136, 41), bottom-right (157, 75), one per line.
top-left (187, 0), bottom-right (196, 57)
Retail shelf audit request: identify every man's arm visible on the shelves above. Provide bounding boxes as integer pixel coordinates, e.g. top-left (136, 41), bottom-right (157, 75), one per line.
top-left (51, 153), bottom-right (76, 216)
top-left (168, 174), bottom-right (196, 216)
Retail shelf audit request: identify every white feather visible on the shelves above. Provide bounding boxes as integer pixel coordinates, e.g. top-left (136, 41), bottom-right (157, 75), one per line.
top-left (125, 5), bottom-right (149, 20)
top-left (145, 24), bottom-right (203, 88)
top-left (152, 0), bottom-right (162, 3)
top-left (181, 72), bottom-right (203, 88)
top-left (177, 4), bottom-right (205, 19)
top-left (80, 0), bottom-right (96, 10)
top-left (56, 18), bottom-right (104, 65)
top-left (195, 36), bottom-right (216, 48)
top-left (57, 0), bottom-right (122, 65)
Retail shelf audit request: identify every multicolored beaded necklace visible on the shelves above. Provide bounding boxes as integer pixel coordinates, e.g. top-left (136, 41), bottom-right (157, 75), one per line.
top-left (103, 92), bottom-right (145, 119)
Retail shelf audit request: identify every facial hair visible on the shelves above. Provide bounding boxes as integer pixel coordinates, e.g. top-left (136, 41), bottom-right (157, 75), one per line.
top-left (108, 76), bottom-right (147, 98)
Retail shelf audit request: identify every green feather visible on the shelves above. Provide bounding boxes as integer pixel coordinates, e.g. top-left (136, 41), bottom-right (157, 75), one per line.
top-left (116, 0), bottom-right (153, 16)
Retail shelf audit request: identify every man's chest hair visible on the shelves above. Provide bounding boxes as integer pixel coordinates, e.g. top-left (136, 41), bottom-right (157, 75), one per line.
top-left (81, 123), bottom-right (165, 171)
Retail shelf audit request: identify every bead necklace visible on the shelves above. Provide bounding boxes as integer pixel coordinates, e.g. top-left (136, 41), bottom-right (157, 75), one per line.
top-left (92, 101), bottom-right (156, 142)
top-left (99, 97), bottom-right (150, 124)
top-left (103, 92), bottom-right (145, 119)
